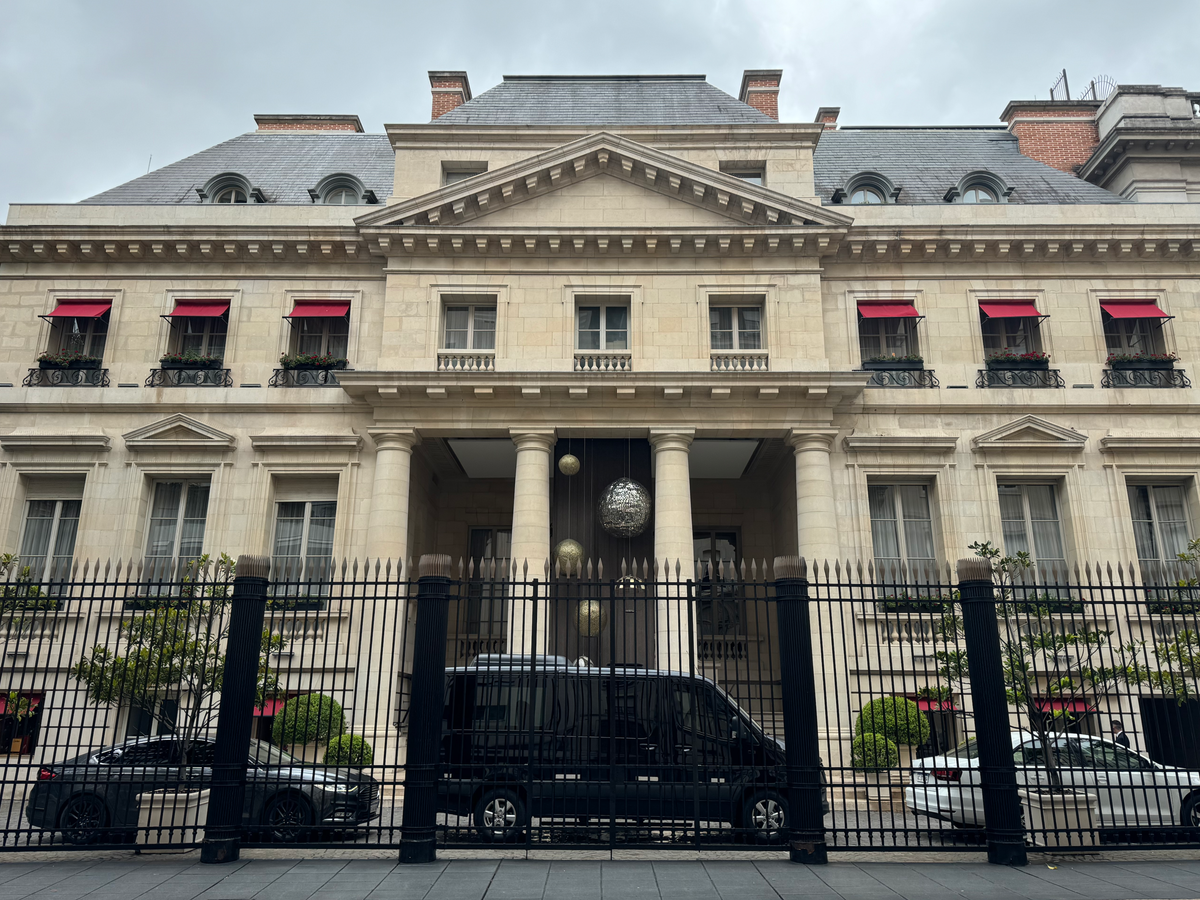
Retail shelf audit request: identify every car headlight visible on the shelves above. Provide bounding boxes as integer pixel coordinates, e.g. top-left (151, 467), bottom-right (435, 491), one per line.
top-left (324, 783), bottom-right (360, 794)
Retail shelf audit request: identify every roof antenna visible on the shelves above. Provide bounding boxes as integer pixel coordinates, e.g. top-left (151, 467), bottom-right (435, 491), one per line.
top-left (146, 155), bottom-right (153, 174)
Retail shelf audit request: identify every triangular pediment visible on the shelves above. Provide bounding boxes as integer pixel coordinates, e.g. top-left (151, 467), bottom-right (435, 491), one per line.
top-left (356, 131), bottom-right (851, 233)
top-left (972, 416), bottom-right (1087, 452)
top-left (123, 414), bottom-right (236, 452)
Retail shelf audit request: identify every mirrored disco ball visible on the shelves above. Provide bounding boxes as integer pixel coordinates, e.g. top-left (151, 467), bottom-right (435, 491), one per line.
top-left (575, 599), bottom-right (609, 637)
top-left (597, 477), bottom-right (651, 538)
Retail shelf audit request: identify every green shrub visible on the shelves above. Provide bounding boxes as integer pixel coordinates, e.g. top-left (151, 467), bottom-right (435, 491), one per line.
top-left (851, 733), bottom-right (899, 771)
top-left (854, 696), bottom-right (930, 748)
top-left (271, 693), bottom-right (345, 747)
top-left (323, 734), bottom-right (373, 766)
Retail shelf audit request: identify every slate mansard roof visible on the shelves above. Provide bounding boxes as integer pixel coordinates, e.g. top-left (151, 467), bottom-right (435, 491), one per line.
top-left (82, 132), bottom-right (394, 205)
top-left (812, 127), bottom-right (1123, 205)
top-left (432, 75), bottom-right (776, 126)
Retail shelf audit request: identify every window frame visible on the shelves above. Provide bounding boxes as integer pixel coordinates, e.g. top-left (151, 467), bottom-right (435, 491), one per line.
top-left (18, 497), bottom-right (82, 584)
top-left (849, 186), bottom-right (885, 204)
top-left (172, 313), bottom-right (228, 359)
top-left (442, 303), bottom-right (497, 351)
top-left (961, 185), bottom-right (997, 204)
top-left (1103, 315), bottom-right (1165, 356)
top-left (271, 499), bottom-right (338, 586)
top-left (719, 161), bottom-right (766, 186)
top-left (996, 482), bottom-right (1067, 565)
top-left (143, 479), bottom-right (211, 578)
top-left (981, 314), bottom-right (1041, 355)
top-left (464, 526), bottom-right (512, 636)
top-left (442, 163), bottom-right (488, 186)
top-left (708, 301), bottom-right (765, 352)
top-left (576, 301), bottom-right (631, 352)
top-left (858, 316), bottom-right (918, 360)
top-left (867, 483), bottom-right (938, 573)
top-left (293, 313), bottom-right (350, 358)
top-left (53, 312), bottom-right (110, 360)
top-left (1127, 483), bottom-right (1191, 565)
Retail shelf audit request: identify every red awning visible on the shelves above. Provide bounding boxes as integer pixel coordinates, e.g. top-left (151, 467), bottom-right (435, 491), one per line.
top-left (162, 300), bottom-right (230, 319)
top-left (0, 693), bottom-right (42, 715)
top-left (1035, 699), bottom-right (1091, 713)
top-left (253, 698), bottom-right (288, 717)
top-left (858, 301), bottom-right (921, 319)
top-left (979, 301), bottom-right (1043, 319)
top-left (1100, 300), bottom-right (1172, 320)
top-left (916, 699), bottom-right (957, 711)
top-left (43, 300), bottom-right (112, 319)
top-left (285, 301), bottom-right (351, 319)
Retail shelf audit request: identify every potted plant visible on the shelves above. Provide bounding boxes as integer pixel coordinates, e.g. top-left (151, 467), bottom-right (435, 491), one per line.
top-left (271, 692), bottom-right (346, 762)
top-left (851, 732), bottom-right (900, 801)
top-left (37, 350), bottom-right (101, 370)
top-left (279, 353), bottom-right (349, 371)
top-left (878, 591), bottom-right (955, 614)
top-left (5, 690), bottom-right (37, 754)
top-left (267, 594), bottom-right (326, 611)
top-left (985, 349), bottom-right (1050, 370)
top-left (0, 553), bottom-right (59, 611)
top-left (854, 696), bottom-right (932, 773)
top-left (862, 353), bottom-right (924, 371)
top-left (323, 733), bottom-right (374, 766)
top-left (159, 351), bottom-right (223, 370)
top-left (1106, 352), bottom-right (1178, 370)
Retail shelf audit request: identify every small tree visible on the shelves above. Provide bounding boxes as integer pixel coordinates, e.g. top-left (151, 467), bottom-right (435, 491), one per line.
top-left (271, 692), bottom-right (345, 749)
top-left (855, 696), bottom-right (931, 751)
top-left (70, 554), bottom-right (284, 772)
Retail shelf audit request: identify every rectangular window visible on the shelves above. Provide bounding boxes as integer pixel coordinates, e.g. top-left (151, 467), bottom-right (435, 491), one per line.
top-left (443, 163), bottom-right (487, 185)
top-left (981, 316), bottom-right (1039, 355)
top-left (465, 527), bottom-right (511, 635)
top-left (859, 317), bottom-right (917, 360)
top-left (19, 499), bottom-right (81, 584)
top-left (693, 530), bottom-right (743, 635)
top-left (576, 303), bottom-right (629, 352)
top-left (144, 480), bottom-right (210, 579)
top-left (176, 315), bottom-right (228, 359)
top-left (709, 304), bottom-right (762, 351)
top-left (56, 313), bottom-right (109, 359)
top-left (443, 304), bottom-right (496, 350)
top-left (272, 500), bottom-right (337, 584)
top-left (1128, 484), bottom-right (1190, 566)
top-left (295, 316), bottom-right (349, 358)
top-left (720, 162), bottom-right (765, 185)
top-left (124, 698), bottom-right (178, 739)
top-left (1104, 317), bottom-right (1164, 356)
top-left (997, 484), bottom-right (1065, 563)
top-left (868, 484), bottom-right (937, 573)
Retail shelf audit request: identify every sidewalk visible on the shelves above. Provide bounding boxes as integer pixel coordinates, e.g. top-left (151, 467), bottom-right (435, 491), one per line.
top-left (3, 856), bottom-right (1200, 900)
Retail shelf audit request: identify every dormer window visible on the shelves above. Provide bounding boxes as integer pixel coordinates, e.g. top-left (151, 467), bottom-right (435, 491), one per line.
top-left (834, 172), bottom-right (898, 205)
top-left (214, 186), bottom-right (247, 204)
top-left (962, 185), bottom-right (997, 204)
top-left (311, 174), bottom-right (370, 205)
top-left (946, 171), bottom-right (1011, 204)
top-left (323, 187), bottom-right (359, 205)
top-left (850, 187), bottom-right (884, 204)
top-left (199, 173), bottom-right (258, 204)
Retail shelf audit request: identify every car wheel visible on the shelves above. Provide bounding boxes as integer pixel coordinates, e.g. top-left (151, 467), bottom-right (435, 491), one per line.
top-left (1181, 793), bottom-right (1200, 829)
top-left (474, 787), bottom-right (525, 842)
top-left (743, 791), bottom-right (788, 844)
top-left (264, 793), bottom-right (315, 842)
top-left (59, 794), bottom-right (108, 845)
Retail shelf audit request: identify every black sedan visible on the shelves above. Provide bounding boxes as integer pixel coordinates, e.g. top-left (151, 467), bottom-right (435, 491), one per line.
top-left (26, 735), bottom-right (380, 844)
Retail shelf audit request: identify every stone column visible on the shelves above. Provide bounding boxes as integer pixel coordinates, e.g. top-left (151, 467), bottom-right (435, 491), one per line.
top-left (361, 428), bottom-right (419, 768)
top-left (649, 428), bottom-right (695, 672)
top-left (508, 428), bottom-right (555, 653)
top-left (787, 428), bottom-right (841, 564)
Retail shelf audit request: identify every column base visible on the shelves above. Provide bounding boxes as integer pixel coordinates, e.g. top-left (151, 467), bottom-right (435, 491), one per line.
top-left (789, 839), bottom-right (828, 864)
top-left (987, 840), bottom-right (1028, 866)
top-left (400, 837), bottom-right (438, 864)
top-left (200, 837), bottom-right (240, 864)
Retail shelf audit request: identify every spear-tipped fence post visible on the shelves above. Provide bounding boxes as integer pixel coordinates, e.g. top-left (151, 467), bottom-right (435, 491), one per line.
top-left (772, 555), bottom-right (826, 864)
top-left (400, 553), bottom-right (453, 864)
top-left (200, 554), bottom-right (271, 865)
top-left (957, 556), bottom-right (1028, 866)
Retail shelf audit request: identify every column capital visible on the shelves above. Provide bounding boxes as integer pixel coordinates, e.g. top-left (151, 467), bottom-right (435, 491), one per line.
top-left (786, 428), bottom-right (839, 453)
top-left (648, 427), bottom-right (695, 453)
top-left (510, 428), bottom-right (556, 452)
top-left (367, 427), bottom-right (420, 451)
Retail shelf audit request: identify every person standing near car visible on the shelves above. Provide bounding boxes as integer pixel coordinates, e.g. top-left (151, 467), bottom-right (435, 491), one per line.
top-left (1111, 719), bottom-right (1131, 748)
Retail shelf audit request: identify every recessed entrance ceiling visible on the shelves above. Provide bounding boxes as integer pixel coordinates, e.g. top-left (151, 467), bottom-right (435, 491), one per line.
top-left (688, 440), bottom-right (760, 479)
top-left (447, 439), bottom-right (518, 478)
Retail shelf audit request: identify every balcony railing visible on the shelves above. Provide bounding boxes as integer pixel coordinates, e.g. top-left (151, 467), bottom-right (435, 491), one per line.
top-left (975, 367), bottom-right (1065, 388)
top-left (710, 351), bottom-right (769, 372)
top-left (269, 367), bottom-right (342, 387)
top-left (23, 367), bottom-right (109, 387)
top-left (574, 352), bottom-right (632, 373)
top-left (144, 367), bottom-right (233, 387)
top-left (1102, 367), bottom-right (1191, 388)
top-left (863, 367), bottom-right (939, 388)
top-left (437, 351), bottom-right (494, 372)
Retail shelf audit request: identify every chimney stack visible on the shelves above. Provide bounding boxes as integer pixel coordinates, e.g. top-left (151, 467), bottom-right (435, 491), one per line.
top-left (1000, 99), bottom-right (1100, 173)
top-left (814, 107), bottom-right (840, 130)
top-left (254, 114), bottom-right (363, 133)
top-left (739, 69), bottom-right (782, 120)
top-left (430, 71), bottom-right (472, 119)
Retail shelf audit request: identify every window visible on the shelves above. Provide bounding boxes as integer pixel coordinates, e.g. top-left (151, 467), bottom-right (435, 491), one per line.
top-left (443, 304), bottom-right (496, 350)
top-left (144, 480), bottom-right (210, 578)
top-left (214, 186), bottom-right (247, 204)
top-left (272, 500), bottom-right (337, 584)
top-left (465, 527), bottom-right (511, 635)
top-left (443, 164), bottom-right (487, 185)
top-left (998, 484), bottom-right (1065, 563)
top-left (981, 315), bottom-right (1039, 355)
top-left (868, 485), bottom-right (936, 572)
top-left (1128, 484), bottom-right (1190, 566)
top-left (1104, 316), bottom-right (1164, 356)
top-left (55, 312), bottom-right (109, 359)
top-left (693, 530), bottom-right (743, 635)
top-left (577, 301), bottom-right (629, 351)
top-left (709, 303), bottom-right (762, 351)
top-left (19, 498), bottom-right (81, 583)
top-left (859, 317), bottom-right (916, 360)
top-left (720, 162), bottom-right (764, 185)
top-left (961, 185), bottom-right (997, 203)
top-left (850, 186), bottom-right (884, 204)
top-left (322, 187), bottom-right (359, 205)
top-left (295, 315), bottom-right (349, 357)
top-left (123, 701), bottom-right (179, 740)
top-left (174, 315), bottom-right (227, 359)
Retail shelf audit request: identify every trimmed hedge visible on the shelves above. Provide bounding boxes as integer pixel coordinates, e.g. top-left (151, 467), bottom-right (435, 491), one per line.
top-left (851, 733), bottom-right (900, 771)
top-left (854, 696), bottom-right (930, 748)
top-left (323, 734), bottom-right (374, 766)
top-left (271, 693), bottom-right (345, 747)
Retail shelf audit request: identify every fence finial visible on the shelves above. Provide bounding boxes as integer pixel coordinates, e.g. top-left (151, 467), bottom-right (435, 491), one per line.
top-left (235, 555), bottom-right (271, 579)
top-left (956, 557), bottom-right (993, 583)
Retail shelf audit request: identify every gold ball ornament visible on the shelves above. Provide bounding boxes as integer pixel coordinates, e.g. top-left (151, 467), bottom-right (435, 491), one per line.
top-left (575, 598), bottom-right (609, 637)
top-left (552, 538), bottom-right (585, 574)
top-left (558, 453), bottom-right (581, 476)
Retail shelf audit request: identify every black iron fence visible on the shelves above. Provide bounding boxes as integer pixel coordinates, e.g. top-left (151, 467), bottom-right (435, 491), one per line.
top-left (1, 553), bottom-right (1199, 863)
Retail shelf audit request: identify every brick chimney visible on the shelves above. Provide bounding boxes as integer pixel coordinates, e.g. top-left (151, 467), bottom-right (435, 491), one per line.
top-left (739, 69), bottom-right (782, 120)
top-left (430, 71), bottom-right (472, 119)
top-left (814, 107), bottom-right (840, 130)
top-left (254, 114), bottom-right (363, 132)
top-left (1000, 100), bottom-right (1101, 173)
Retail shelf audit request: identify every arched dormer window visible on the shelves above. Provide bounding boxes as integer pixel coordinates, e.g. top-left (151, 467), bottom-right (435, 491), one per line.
top-left (198, 173), bottom-right (261, 204)
top-left (945, 171), bottom-right (1013, 204)
top-left (310, 173), bottom-right (376, 205)
top-left (832, 172), bottom-right (900, 204)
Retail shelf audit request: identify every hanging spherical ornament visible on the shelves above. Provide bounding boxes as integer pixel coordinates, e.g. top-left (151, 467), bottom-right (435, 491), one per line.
top-left (575, 598), bottom-right (609, 637)
top-left (558, 453), bottom-right (581, 476)
top-left (597, 477), bottom-right (651, 538)
top-left (552, 538), bottom-right (585, 575)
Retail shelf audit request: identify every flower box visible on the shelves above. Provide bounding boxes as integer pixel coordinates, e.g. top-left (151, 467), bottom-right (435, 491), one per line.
top-left (289, 362), bottom-right (347, 371)
top-left (986, 358), bottom-right (1049, 371)
top-left (1019, 787), bottom-right (1098, 848)
top-left (1110, 358), bottom-right (1175, 370)
top-left (39, 358), bottom-right (101, 370)
top-left (137, 788), bottom-right (210, 847)
top-left (267, 597), bottom-right (326, 611)
top-left (863, 360), bottom-right (924, 371)
top-left (159, 358), bottom-right (223, 370)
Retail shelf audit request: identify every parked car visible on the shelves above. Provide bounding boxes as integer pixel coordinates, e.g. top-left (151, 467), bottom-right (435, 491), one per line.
top-left (439, 654), bottom-right (828, 843)
top-left (906, 731), bottom-right (1200, 829)
top-left (27, 736), bottom-right (380, 844)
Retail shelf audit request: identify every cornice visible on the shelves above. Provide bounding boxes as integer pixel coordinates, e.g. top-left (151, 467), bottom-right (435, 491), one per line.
top-left (0, 433), bottom-right (111, 452)
top-left (384, 123), bottom-right (825, 149)
top-left (1080, 126), bottom-right (1200, 182)
top-left (843, 434), bottom-right (958, 452)
top-left (249, 433), bottom-right (364, 451)
top-left (1099, 434), bottom-right (1200, 453)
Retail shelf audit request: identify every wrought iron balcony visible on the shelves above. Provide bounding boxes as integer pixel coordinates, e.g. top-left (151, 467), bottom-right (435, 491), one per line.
top-left (269, 367), bottom-right (342, 387)
top-left (574, 352), bottom-right (632, 373)
top-left (23, 367), bottom-right (109, 387)
top-left (437, 351), bottom-right (494, 372)
top-left (144, 367), bottom-right (233, 387)
top-left (975, 367), bottom-right (1065, 389)
top-left (710, 351), bottom-right (769, 372)
top-left (1102, 367), bottom-right (1191, 388)
top-left (863, 367), bottom-right (939, 388)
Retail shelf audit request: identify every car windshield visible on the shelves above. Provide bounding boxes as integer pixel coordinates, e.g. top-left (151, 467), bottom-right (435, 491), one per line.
top-left (247, 738), bottom-right (301, 766)
top-left (948, 738), bottom-right (980, 760)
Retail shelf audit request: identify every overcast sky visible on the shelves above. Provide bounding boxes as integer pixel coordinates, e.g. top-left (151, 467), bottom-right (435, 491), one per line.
top-left (3, 0), bottom-right (1198, 216)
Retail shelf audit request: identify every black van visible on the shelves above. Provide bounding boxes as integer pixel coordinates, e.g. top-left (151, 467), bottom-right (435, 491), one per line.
top-left (439, 654), bottom-right (826, 843)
